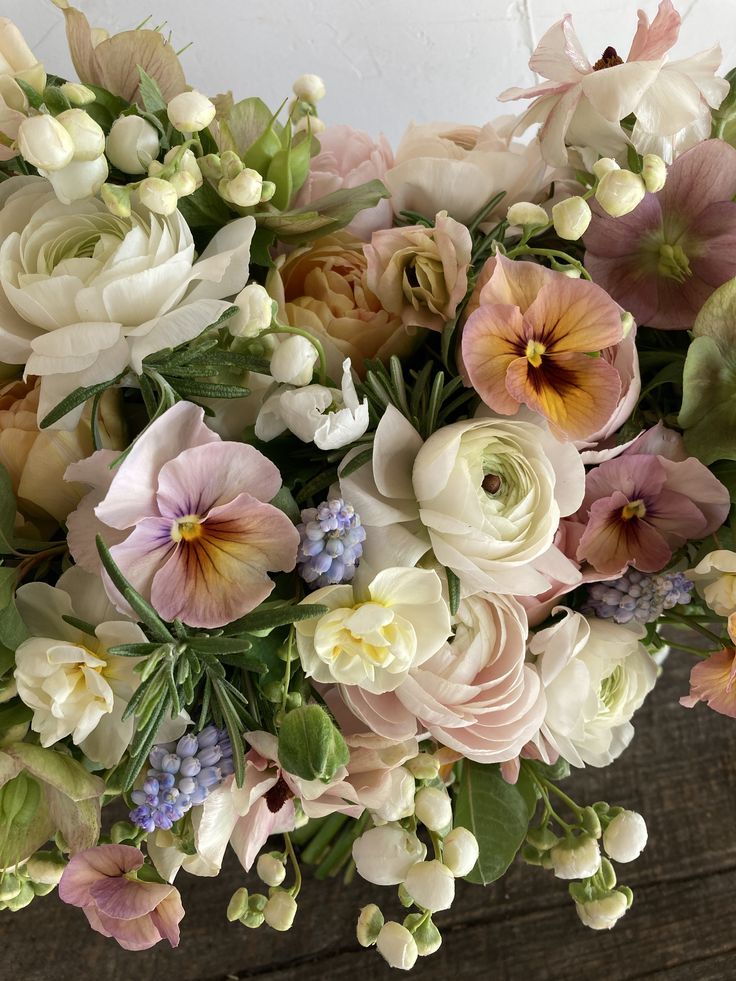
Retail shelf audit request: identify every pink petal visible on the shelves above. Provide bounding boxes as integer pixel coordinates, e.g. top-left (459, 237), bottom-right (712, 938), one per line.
top-left (584, 453), bottom-right (667, 507)
top-left (689, 201), bottom-right (736, 285)
top-left (478, 254), bottom-right (552, 312)
top-left (90, 875), bottom-right (174, 921)
top-left (59, 844), bottom-right (143, 908)
top-left (681, 649), bottom-right (736, 718)
top-left (65, 449), bottom-right (123, 574)
top-left (148, 890), bottom-right (185, 947)
top-left (538, 85), bottom-right (583, 167)
top-left (627, 0), bottom-right (681, 61)
top-left (644, 487), bottom-right (708, 542)
top-left (584, 193), bottom-right (663, 258)
top-left (229, 798), bottom-right (296, 872)
top-left (107, 517), bottom-right (175, 612)
top-left (577, 494), bottom-right (672, 574)
top-left (650, 272), bottom-right (717, 330)
top-left (529, 15), bottom-right (592, 80)
top-left (523, 277), bottom-right (624, 353)
top-left (92, 909), bottom-right (167, 951)
top-left (461, 303), bottom-right (525, 415)
top-left (661, 139), bottom-right (736, 226)
top-left (657, 456), bottom-right (731, 534)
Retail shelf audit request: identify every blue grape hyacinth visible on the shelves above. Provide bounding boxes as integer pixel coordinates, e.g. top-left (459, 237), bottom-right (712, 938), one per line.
top-left (129, 726), bottom-right (234, 833)
top-left (586, 569), bottom-right (693, 626)
top-left (296, 498), bottom-right (366, 589)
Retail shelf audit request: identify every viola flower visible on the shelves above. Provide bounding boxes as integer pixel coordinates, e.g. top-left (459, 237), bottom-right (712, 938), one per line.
top-left (461, 255), bottom-right (626, 440)
top-left (73, 401), bottom-right (300, 629)
top-left (499, 2), bottom-right (728, 166)
top-left (585, 140), bottom-right (736, 329)
top-left (574, 424), bottom-right (730, 576)
top-left (58, 844), bottom-right (185, 951)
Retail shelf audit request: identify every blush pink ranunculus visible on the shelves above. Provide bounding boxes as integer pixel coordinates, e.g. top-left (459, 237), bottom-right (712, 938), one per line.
top-left (585, 139), bottom-right (736, 330)
top-left (68, 400), bottom-right (300, 629)
top-left (293, 125), bottom-right (394, 240)
top-left (58, 844), bottom-right (184, 950)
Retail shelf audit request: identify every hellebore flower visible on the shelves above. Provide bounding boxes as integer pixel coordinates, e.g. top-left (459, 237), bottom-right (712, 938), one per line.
top-left (70, 401), bottom-right (300, 629)
top-left (58, 844), bottom-right (184, 950)
top-left (585, 139), bottom-right (736, 329)
top-left (462, 255), bottom-right (626, 440)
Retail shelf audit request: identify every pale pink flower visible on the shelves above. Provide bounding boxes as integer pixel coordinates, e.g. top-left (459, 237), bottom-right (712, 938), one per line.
top-left (58, 844), bottom-right (184, 951)
top-left (681, 647), bottom-right (736, 718)
top-left (499, 1), bottom-right (728, 165)
top-left (293, 125), bottom-right (394, 240)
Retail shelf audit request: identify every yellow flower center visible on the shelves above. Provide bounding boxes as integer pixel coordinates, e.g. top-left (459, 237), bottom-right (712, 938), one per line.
top-left (525, 339), bottom-right (546, 368)
top-left (621, 499), bottom-right (647, 520)
top-left (657, 243), bottom-right (692, 283)
top-left (171, 514), bottom-right (203, 542)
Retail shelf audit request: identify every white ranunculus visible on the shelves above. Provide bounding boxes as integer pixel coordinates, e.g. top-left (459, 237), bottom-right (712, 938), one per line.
top-left (0, 175), bottom-right (255, 427)
top-left (575, 890), bottom-right (630, 930)
top-left (39, 155), bottom-right (108, 204)
top-left (529, 610), bottom-right (657, 768)
top-left (352, 824), bottom-right (426, 886)
top-left (549, 835), bottom-right (601, 880)
top-left (404, 860), bottom-right (455, 912)
top-left (295, 567), bottom-right (451, 694)
top-left (603, 810), bottom-right (648, 863)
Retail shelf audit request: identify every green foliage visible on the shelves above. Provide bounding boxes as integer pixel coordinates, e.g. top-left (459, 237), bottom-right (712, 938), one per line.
top-left (254, 180), bottom-right (391, 244)
top-left (277, 704), bottom-right (349, 783)
top-left (137, 66), bottom-right (167, 115)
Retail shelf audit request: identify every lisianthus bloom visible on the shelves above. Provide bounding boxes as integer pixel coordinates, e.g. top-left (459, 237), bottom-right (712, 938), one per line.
top-left (528, 609), bottom-right (657, 767)
top-left (0, 376), bottom-right (123, 525)
top-left (499, 2), bottom-right (728, 166)
top-left (585, 140), bottom-right (736, 330)
top-left (0, 175), bottom-right (255, 427)
top-left (461, 256), bottom-right (627, 440)
top-left (58, 844), bottom-right (185, 950)
top-left (0, 19), bottom-right (45, 161)
top-left (364, 211), bottom-right (472, 332)
top-left (293, 125), bottom-right (394, 239)
top-left (296, 567), bottom-right (451, 694)
top-left (69, 401), bottom-right (299, 629)
top-left (688, 551), bottom-right (736, 617)
top-left (383, 119), bottom-right (549, 225)
top-left (681, 616), bottom-right (736, 718)
top-left (268, 232), bottom-right (414, 377)
top-left (573, 424), bottom-right (730, 576)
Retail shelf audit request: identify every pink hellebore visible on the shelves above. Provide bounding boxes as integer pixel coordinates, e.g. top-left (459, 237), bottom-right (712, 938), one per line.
top-left (585, 139), bottom-right (736, 330)
top-left (67, 401), bottom-right (300, 629)
top-left (573, 424), bottom-right (729, 576)
top-left (499, 1), bottom-right (727, 165)
top-left (58, 844), bottom-right (184, 951)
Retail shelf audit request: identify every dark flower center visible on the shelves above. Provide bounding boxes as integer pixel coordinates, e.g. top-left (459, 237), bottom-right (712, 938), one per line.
top-left (482, 473), bottom-right (502, 495)
top-left (265, 775), bottom-right (293, 813)
top-left (593, 46), bottom-right (624, 71)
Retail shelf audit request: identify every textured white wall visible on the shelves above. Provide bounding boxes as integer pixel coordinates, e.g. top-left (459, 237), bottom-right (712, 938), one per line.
top-left (8, 0), bottom-right (736, 146)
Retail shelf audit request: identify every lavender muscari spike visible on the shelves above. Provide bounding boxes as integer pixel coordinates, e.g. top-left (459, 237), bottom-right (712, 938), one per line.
top-left (586, 569), bottom-right (693, 626)
top-left (296, 498), bottom-right (366, 589)
top-left (129, 725), bottom-right (234, 833)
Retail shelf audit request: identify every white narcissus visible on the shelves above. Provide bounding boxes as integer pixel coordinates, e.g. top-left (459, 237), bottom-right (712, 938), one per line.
top-left (0, 175), bottom-right (255, 428)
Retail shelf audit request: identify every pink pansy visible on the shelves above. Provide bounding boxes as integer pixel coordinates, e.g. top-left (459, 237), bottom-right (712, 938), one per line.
top-left (585, 139), bottom-right (736, 330)
top-left (293, 125), bottom-right (394, 240)
top-left (58, 844), bottom-right (184, 951)
top-left (499, 1), bottom-right (728, 165)
top-left (681, 617), bottom-right (736, 717)
top-left (70, 401), bottom-right (300, 629)
top-left (573, 424), bottom-right (730, 576)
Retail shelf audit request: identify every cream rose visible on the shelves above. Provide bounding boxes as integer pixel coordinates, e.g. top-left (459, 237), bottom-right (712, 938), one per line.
top-left (0, 176), bottom-right (255, 427)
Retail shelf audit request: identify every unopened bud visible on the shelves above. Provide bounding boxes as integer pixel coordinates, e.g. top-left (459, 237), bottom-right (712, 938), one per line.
top-left (592, 157), bottom-right (620, 180)
top-left (549, 835), bottom-right (601, 880)
top-left (263, 889), bottom-right (297, 931)
top-left (169, 170), bottom-right (197, 198)
top-left (595, 169), bottom-right (646, 217)
top-left (222, 167), bottom-right (263, 207)
top-left (403, 912), bottom-right (442, 956)
top-left (163, 146), bottom-right (203, 188)
top-left (602, 809), bottom-right (648, 863)
top-left (59, 82), bottom-right (96, 106)
top-left (295, 115), bottom-right (326, 134)
top-left (414, 786), bottom-right (452, 832)
top-left (506, 201), bottom-right (548, 227)
top-left (57, 108), bottom-right (104, 161)
top-left (256, 853), bottom-right (286, 888)
top-left (101, 182), bottom-right (132, 217)
top-left (442, 827), bottom-right (479, 877)
top-left (138, 177), bottom-right (179, 215)
top-left (292, 74), bottom-right (326, 103)
top-left (406, 754), bottom-right (440, 781)
top-left (18, 114), bottom-right (74, 171)
top-left (376, 921), bottom-right (418, 971)
top-left (167, 90), bottom-right (216, 133)
top-left (403, 860), bottom-right (455, 913)
top-left (356, 903), bottom-right (384, 947)
top-left (552, 196), bottom-right (592, 240)
top-left (198, 153), bottom-right (222, 180)
top-left (227, 887), bottom-right (249, 921)
top-left (641, 153), bottom-right (666, 193)
top-left (106, 115), bottom-right (160, 174)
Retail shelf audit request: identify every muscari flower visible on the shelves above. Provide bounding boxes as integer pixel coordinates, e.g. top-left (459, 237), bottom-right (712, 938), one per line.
top-left (296, 498), bottom-right (366, 588)
top-left (586, 569), bottom-right (693, 624)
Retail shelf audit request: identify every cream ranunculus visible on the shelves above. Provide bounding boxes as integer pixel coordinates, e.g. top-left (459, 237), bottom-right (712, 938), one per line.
top-left (0, 19), bottom-right (45, 161)
top-left (529, 609), bottom-right (657, 768)
top-left (295, 567), bottom-right (451, 694)
top-left (0, 176), bottom-right (255, 427)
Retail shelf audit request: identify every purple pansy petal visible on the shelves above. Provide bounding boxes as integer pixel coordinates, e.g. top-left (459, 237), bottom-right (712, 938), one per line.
top-left (107, 517), bottom-right (175, 614)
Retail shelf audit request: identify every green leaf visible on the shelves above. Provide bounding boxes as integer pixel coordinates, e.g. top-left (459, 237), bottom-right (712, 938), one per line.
top-left (80, 83), bottom-right (130, 131)
top-left (0, 462), bottom-right (17, 555)
top-left (95, 536), bottom-right (174, 642)
top-left (679, 335), bottom-right (736, 464)
top-left (137, 66), bottom-right (167, 114)
top-left (338, 446), bottom-right (373, 480)
top-left (446, 567), bottom-right (461, 617)
top-left (42, 86), bottom-right (72, 116)
top-left (228, 602), bottom-right (328, 634)
top-left (0, 567), bottom-right (28, 650)
top-left (711, 461), bottom-right (736, 503)
top-left (210, 677), bottom-right (246, 786)
top-left (277, 704), bottom-right (349, 782)
top-left (168, 380), bottom-right (250, 400)
top-left (14, 79), bottom-right (44, 110)
top-left (270, 486), bottom-right (301, 524)
top-left (255, 179), bottom-right (390, 243)
top-left (454, 761), bottom-right (537, 885)
top-left (221, 97), bottom-right (280, 158)
top-left (40, 373), bottom-right (125, 429)
top-left (176, 181), bottom-right (233, 230)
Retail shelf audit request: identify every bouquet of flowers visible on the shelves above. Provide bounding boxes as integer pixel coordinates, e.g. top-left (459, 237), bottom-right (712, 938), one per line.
top-left (1, 0), bottom-right (736, 968)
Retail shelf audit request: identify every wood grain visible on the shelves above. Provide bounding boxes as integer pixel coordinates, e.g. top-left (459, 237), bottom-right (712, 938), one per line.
top-left (2, 653), bottom-right (735, 981)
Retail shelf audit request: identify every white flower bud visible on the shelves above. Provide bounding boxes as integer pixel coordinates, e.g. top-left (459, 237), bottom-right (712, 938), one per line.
top-left (163, 146), bottom-right (203, 188)
top-left (414, 786), bottom-right (452, 832)
top-left (270, 335), bottom-right (318, 386)
top-left (138, 177), bottom-right (179, 216)
top-left (263, 890), bottom-right (297, 931)
top-left (106, 115), bottom-right (160, 174)
top-left (260, 180), bottom-right (276, 202)
top-left (226, 887), bottom-right (249, 921)
top-left (229, 283), bottom-right (274, 338)
top-left (356, 903), bottom-right (384, 947)
top-left (256, 853), bottom-right (286, 887)
top-left (575, 889), bottom-right (630, 930)
top-left (602, 810), bottom-right (648, 863)
top-left (59, 82), bottom-right (96, 106)
top-left (641, 153), bottom-right (666, 193)
top-left (101, 182), bottom-right (132, 217)
top-left (40, 155), bottom-right (109, 204)
top-left (552, 196), bottom-right (592, 241)
top-left (406, 754), bottom-right (440, 781)
top-left (376, 922), bottom-right (419, 971)
top-left (18, 114), bottom-right (74, 171)
top-left (295, 115), bottom-right (326, 135)
top-left (25, 852), bottom-right (65, 886)
top-left (506, 201), bottom-right (548, 227)
top-left (167, 90), bottom-right (216, 133)
top-left (404, 860), bottom-right (455, 913)
top-left (550, 836), bottom-right (601, 880)
top-left (442, 827), bottom-right (479, 878)
top-left (595, 169), bottom-right (646, 217)
top-left (352, 825), bottom-right (427, 886)
top-left (168, 170), bottom-right (197, 198)
top-left (223, 167), bottom-right (263, 207)
top-left (293, 73), bottom-right (326, 103)
top-left (592, 157), bottom-right (620, 180)
top-left (56, 108), bottom-right (105, 161)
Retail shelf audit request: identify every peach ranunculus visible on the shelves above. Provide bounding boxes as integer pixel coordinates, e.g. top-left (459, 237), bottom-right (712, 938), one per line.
top-left (267, 232), bottom-right (416, 375)
top-left (364, 211), bottom-right (472, 333)
top-left (384, 119), bottom-right (551, 226)
top-left (0, 377), bottom-right (123, 524)
top-left (293, 125), bottom-right (394, 240)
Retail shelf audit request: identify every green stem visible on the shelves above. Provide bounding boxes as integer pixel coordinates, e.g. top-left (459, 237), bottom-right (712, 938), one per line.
top-left (283, 831), bottom-right (302, 898)
top-left (314, 811), bottom-right (370, 880)
top-left (664, 610), bottom-right (725, 646)
top-left (280, 629), bottom-right (294, 716)
top-left (669, 641), bottom-right (714, 659)
top-left (524, 766), bottom-right (575, 834)
top-left (505, 245), bottom-right (592, 279)
top-left (300, 812), bottom-right (349, 864)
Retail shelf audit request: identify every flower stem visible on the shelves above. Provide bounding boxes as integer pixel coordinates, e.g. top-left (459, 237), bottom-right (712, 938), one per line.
top-left (283, 831), bottom-right (302, 897)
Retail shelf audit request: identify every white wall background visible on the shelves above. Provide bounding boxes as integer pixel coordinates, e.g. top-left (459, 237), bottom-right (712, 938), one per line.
top-left (8, 0), bottom-right (736, 146)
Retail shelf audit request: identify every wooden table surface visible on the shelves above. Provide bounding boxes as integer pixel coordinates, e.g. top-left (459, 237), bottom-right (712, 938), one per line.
top-left (3, 652), bottom-right (736, 981)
